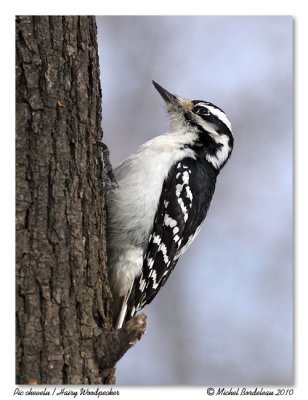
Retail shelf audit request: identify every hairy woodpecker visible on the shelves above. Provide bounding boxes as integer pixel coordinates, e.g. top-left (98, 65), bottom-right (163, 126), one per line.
top-left (106, 81), bottom-right (234, 329)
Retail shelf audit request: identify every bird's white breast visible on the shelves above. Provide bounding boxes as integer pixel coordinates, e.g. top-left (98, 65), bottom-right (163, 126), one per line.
top-left (107, 130), bottom-right (197, 247)
top-left (106, 129), bottom-right (198, 297)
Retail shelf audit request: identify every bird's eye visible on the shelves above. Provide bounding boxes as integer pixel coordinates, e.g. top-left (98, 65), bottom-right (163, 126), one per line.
top-left (195, 107), bottom-right (210, 117)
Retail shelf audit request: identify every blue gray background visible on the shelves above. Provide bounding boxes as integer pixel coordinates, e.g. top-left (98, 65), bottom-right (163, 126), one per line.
top-left (96, 16), bottom-right (293, 385)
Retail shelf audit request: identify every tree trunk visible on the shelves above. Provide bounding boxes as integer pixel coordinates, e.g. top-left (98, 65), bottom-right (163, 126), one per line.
top-left (16, 15), bottom-right (114, 385)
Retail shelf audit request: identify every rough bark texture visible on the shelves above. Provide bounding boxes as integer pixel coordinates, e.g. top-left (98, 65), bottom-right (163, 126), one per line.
top-left (16, 16), bottom-right (146, 385)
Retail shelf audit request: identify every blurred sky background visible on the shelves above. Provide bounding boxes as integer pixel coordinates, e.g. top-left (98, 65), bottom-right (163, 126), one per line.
top-left (96, 16), bottom-right (293, 385)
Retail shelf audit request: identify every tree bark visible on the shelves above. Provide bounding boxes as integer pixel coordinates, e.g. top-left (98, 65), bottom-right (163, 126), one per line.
top-left (16, 15), bottom-right (146, 385)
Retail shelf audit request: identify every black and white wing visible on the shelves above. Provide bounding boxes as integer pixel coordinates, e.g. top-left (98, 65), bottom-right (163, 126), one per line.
top-left (126, 156), bottom-right (218, 319)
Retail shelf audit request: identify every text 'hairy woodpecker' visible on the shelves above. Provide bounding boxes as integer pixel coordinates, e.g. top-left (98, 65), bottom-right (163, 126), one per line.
top-left (106, 81), bottom-right (234, 329)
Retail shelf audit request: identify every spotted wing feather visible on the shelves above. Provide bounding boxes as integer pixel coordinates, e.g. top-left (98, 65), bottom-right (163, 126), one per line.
top-left (126, 156), bottom-right (217, 319)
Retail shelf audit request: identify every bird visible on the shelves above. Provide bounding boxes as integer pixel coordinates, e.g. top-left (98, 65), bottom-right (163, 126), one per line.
top-left (106, 81), bottom-right (234, 329)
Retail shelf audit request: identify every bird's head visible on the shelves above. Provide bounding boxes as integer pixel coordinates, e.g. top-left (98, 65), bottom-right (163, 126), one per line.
top-left (153, 80), bottom-right (234, 169)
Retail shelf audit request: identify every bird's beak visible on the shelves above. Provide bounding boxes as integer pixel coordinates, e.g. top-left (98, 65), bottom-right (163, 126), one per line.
top-left (152, 80), bottom-right (193, 112)
top-left (152, 81), bottom-right (180, 108)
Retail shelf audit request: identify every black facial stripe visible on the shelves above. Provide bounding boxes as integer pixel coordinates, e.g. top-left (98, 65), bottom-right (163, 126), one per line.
top-left (192, 100), bottom-right (226, 115)
top-left (194, 105), bottom-right (210, 117)
top-left (191, 102), bottom-right (231, 135)
top-left (189, 105), bottom-right (233, 137)
top-left (184, 110), bottom-right (226, 136)
top-left (206, 114), bottom-right (229, 133)
top-left (183, 112), bottom-right (223, 156)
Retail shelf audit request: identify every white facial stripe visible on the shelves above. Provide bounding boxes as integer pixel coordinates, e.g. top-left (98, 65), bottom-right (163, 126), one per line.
top-left (197, 103), bottom-right (232, 132)
top-left (205, 134), bottom-right (231, 169)
top-left (196, 118), bottom-right (219, 137)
